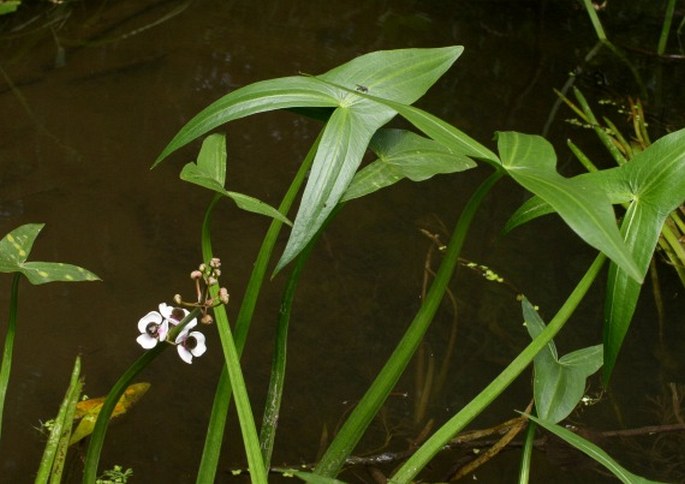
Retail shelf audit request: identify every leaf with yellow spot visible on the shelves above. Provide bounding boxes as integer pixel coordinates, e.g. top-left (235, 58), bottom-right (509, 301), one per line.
top-left (69, 383), bottom-right (151, 445)
top-left (0, 224), bottom-right (100, 285)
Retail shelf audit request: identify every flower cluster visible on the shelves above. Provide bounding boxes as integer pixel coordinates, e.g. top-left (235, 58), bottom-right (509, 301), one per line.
top-left (136, 303), bottom-right (207, 364)
top-left (135, 257), bottom-right (230, 364)
top-left (179, 257), bottom-right (229, 326)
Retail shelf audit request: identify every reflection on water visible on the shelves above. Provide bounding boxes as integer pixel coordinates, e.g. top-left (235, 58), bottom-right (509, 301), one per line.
top-left (0, 0), bottom-right (683, 482)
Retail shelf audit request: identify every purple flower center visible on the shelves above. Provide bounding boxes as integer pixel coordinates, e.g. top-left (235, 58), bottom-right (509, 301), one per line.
top-left (184, 335), bottom-right (198, 350)
top-left (145, 322), bottom-right (160, 337)
top-left (170, 308), bottom-right (185, 323)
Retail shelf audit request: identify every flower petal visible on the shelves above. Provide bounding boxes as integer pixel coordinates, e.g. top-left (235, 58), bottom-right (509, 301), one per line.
top-left (177, 344), bottom-right (193, 364)
top-left (158, 303), bottom-right (173, 319)
top-left (161, 303), bottom-right (190, 323)
top-left (188, 331), bottom-right (207, 357)
top-left (157, 320), bottom-right (170, 341)
top-left (136, 333), bottom-right (158, 349)
top-left (137, 311), bottom-right (162, 333)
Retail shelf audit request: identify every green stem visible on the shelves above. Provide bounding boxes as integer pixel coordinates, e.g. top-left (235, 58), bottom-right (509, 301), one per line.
top-left (197, 195), bottom-right (266, 483)
top-left (315, 170), bottom-right (503, 477)
top-left (657, 0), bottom-right (676, 55)
top-left (390, 253), bottom-right (607, 483)
top-left (580, 0), bottom-right (607, 41)
top-left (196, 131), bottom-right (321, 482)
top-left (211, 291), bottom-right (268, 483)
top-left (82, 308), bottom-right (201, 483)
top-left (573, 87), bottom-right (627, 166)
top-left (0, 273), bottom-right (20, 442)
top-left (567, 139), bottom-right (599, 173)
top-left (260, 206), bottom-right (339, 468)
top-left (517, 414), bottom-right (536, 484)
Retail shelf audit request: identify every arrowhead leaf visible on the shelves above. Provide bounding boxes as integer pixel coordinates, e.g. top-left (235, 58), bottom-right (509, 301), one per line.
top-left (180, 134), bottom-right (292, 225)
top-left (603, 127), bottom-right (685, 381)
top-left (342, 128), bottom-right (476, 202)
top-left (0, 224), bottom-right (100, 285)
top-left (154, 76), bottom-right (341, 167)
top-left (502, 129), bottom-right (685, 383)
top-left (496, 131), bottom-right (642, 282)
top-left (523, 298), bottom-right (603, 423)
top-left (158, 48), bottom-right (466, 274)
top-left (274, 47), bottom-right (465, 273)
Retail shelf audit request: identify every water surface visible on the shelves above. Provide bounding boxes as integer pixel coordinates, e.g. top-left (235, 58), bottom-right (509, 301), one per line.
top-left (1, 1), bottom-right (683, 482)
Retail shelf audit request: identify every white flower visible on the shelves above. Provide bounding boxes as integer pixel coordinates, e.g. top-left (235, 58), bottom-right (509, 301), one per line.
top-left (175, 327), bottom-right (207, 364)
top-left (159, 303), bottom-right (194, 327)
top-left (136, 310), bottom-right (169, 349)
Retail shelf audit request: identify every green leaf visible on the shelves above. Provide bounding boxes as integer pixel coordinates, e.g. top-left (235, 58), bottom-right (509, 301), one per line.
top-left (35, 356), bottom-right (82, 483)
top-left (522, 298), bottom-right (603, 423)
top-left (0, 1), bottom-right (21, 16)
top-left (181, 132), bottom-right (227, 189)
top-left (274, 47), bottom-right (464, 273)
top-left (603, 127), bottom-right (685, 381)
top-left (339, 91), bottom-right (500, 165)
top-left (496, 131), bottom-right (642, 282)
top-left (156, 47), bottom-right (464, 167)
top-left (0, 223), bottom-right (42, 269)
top-left (504, 196), bottom-right (556, 233)
top-left (525, 414), bottom-right (668, 484)
top-left (159, 48), bottom-right (465, 274)
top-left (317, 46), bottom-right (463, 105)
top-left (275, 108), bottom-right (373, 273)
top-left (19, 262), bottom-right (100, 285)
top-left (504, 165), bottom-right (633, 233)
top-left (180, 134), bottom-right (292, 226)
top-left (154, 76), bottom-right (340, 167)
top-left (0, 224), bottom-right (100, 285)
top-left (503, 129), bottom-right (685, 382)
top-left (341, 128), bottom-right (476, 201)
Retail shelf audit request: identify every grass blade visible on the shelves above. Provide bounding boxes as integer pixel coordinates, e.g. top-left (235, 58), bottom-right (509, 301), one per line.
top-left (0, 273), bottom-right (20, 441)
top-left (526, 414), bottom-right (667, 483)
top-left (35, 356), bottom-right (82, 483)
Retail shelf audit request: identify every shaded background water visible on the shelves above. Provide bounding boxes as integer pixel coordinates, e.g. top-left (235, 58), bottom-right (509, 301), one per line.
top-left (1, 0), bottom-right (684, 482)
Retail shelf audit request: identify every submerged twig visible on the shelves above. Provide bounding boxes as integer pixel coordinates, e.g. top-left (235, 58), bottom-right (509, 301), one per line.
top-left (447, 401), bottom-right (533, 481)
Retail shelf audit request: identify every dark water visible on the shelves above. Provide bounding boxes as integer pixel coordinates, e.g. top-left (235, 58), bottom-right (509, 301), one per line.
top-left (1, 0), bottom-right (683, 482)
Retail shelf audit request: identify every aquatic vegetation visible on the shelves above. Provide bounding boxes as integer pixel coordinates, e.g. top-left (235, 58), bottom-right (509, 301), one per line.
top-left (82, 46), bottom-right (684, 483)
top-left (1, 36), bottom-right (682, 482)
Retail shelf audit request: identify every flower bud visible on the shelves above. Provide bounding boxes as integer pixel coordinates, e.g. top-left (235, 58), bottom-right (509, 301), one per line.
top-left (173, 294), bottom-right (183, 305)
top-left (190, 270), bottom-right (203, 280)
top-left (219, 287), bottom-right (230, 305)
top-left (201, 313), bottom-right (214, 325)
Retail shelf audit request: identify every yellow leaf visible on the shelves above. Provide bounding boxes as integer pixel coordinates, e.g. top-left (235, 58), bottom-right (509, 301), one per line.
top-left (69, 383), bottom-right (150, 445)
